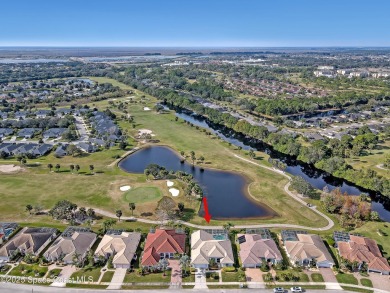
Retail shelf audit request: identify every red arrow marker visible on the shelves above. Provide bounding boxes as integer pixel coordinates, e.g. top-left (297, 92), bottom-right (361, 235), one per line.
top-left (202, 197), bottom-right (212, 223)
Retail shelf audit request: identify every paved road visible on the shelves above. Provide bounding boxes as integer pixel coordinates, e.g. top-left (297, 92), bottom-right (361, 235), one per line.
top-left (0, 283), bottom-right (378, 293)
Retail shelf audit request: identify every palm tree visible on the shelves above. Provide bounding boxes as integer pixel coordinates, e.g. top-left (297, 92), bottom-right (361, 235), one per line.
top-left (70, 164), bottom-right (75, 173)
top-left (180, 254), bottom-right (190, 277)
top-left (116, 210), bottom-right (122, 221)
top-left (55, 164), bottom-right (60, 172)
top-left (178, 202), bottom-right (185, 215)
top-left (198, 156), bottom-right (205, 164)
top-left (248, 149), bottom-right (255, 159)
top-left (87, 208), bottom-right (95, 218)
top-left (102, 219), bottom-right (116, 233)
top-left (158, 258), bottom-right (169, 276)
top-left (144, 169), bottom-right (150, 180)
top-left (89, 165), bottom-right (94, 174)
top-left (129, 203), bottom-right (136, 216)
top-left (190, 151), bottom-right (196, 165)
top-left (75, 164), bottom-right (80, 173)
top-left (223, 222), bottom-right (234, 233)
top-left (26, 204), bottom-right (33, 215)
top-left (180, 151), bottom-right (185, 157)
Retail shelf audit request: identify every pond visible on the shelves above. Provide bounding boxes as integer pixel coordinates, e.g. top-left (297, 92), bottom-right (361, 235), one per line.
top-left (119, 145), bottom-right (276, 220)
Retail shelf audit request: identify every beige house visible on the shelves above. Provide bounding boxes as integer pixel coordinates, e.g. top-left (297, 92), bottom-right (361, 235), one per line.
top-left (237, 234), bottom-right (283, 268)
top-left (191, 230), bottom-right (234, 269)
top-left (44, 228), bottom-right (97, 264)
top-left (94, 232), bottom-right (141, 269)
top-left (284, 233), bottom-right (334, 268)
top-left (0, 227), bottom-right (57, 262)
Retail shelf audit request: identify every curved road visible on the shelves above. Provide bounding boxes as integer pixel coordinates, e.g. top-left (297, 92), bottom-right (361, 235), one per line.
top-left (95, 153), bottom-right (334, 231)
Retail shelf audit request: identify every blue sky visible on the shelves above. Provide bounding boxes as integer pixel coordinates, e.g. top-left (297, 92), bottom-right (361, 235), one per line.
top-left (1, 0), bottom-right (390, 47)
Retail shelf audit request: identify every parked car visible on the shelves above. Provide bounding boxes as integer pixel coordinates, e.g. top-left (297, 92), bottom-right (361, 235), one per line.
top-left (273, 288), bottom-right (285, 293)
top-left (291, 287), bottom-right (303, 293)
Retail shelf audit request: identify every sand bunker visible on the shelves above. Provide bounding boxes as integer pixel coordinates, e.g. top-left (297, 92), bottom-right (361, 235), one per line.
top-left (120, 186), bottom-right (131, 191)
top-left (143, 107), bottom-right (151, 111)
top-left (0, 165), bottom-right (23, 173)
top-left (169, 188), bottom-right (180, 197)
top-left (167, 180), bottom-right (174, 187)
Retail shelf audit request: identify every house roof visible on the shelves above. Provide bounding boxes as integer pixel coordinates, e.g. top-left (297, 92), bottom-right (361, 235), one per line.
top-left (0, 227), bottom-right (56, 258)
top-left (94, 232), bottom-right (141, 266)
top-left (190, 230), bottom-right (234, 266)
top-left (141, 229), bottom-right (186, 266)
top-left (45, 230), bottom-right (96, 263)
top-left (238, 234), bottom-right (282, 265)
top-left (285, 234), bottom-right (334, 265)
top-left (337, 235), bottom-right (390, 273)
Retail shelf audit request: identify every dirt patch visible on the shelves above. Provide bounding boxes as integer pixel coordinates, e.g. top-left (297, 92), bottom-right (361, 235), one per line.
top-left (0, 165), bottom-right (24, 173)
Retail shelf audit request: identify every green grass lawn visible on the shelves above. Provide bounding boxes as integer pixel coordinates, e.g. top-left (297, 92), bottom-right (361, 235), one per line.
top-left (0, 265), bottom-right (12, 275)
top-left (9, 264), bottom-right (48, 277)
top-left (123, 270), bottom-right (171, 283)
top-left (66, 284), bottom-right (107, 289)
top-left (123, 186), bottom-right (162, 203)
top-left (100, 270), bottom-right (115, 283)
top-left (336, 272), bottom-right (359, 285)
top-left (182, 273), bottom-right (195, 282)
top-left (221, 271), bottom-right (240, 282)
top-left (311, 273), bottom-right (324, 282)
top-left (47, 268), bottom-right (62, 278)
top-left (275, 270), bottom-right (310, 282)
top-left (360, 278), bottom-right (373, 288)
top-left (341, 286), bottom-right (373, 293)
top-left (206, 272), bottom-right (220, 282)
top-left (70, 266), bottom-right (102, 283)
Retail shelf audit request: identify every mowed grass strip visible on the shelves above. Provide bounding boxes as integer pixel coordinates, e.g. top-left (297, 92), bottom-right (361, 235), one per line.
top-left (123, 186), bottom-right (162, 203)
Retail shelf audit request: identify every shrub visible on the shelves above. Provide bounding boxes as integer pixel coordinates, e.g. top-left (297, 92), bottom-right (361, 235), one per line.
top-left (222, 266), bottom-right (236, 272)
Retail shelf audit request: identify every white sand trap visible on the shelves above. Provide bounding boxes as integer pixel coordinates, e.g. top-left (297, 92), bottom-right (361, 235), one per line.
top-left (169, 188), bottom-right (180, 197)
top-left (138, 129), bottom-right (153, 135)
top-left (120, 186), bottom-right (131, 191)
top-left (143, 107), bottom-right (151, 111)
top-left (167, 180), bottom-right (174, 187)
top-left (0, 165), bottom-right (23, 173)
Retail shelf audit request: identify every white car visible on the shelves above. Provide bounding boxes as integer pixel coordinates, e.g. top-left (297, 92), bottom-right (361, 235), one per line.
top-left (273, 288), bottom-right (285, 293)
top-left (291, 287), bottom-right (303, 293)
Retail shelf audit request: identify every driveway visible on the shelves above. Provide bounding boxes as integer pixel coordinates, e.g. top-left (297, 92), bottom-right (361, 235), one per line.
top-left (369, 273), bottom-right (390, 291)
top-left (169, 259), bottom-right (182, 289)
top-left (245, 268), bottom-right (263, 282)
top-left (194, 268), bottom-right (208, 289)
top-left (319, 268), bottom-right (342, 290)
top-left (50, 265), bottom-right (77, 287)
top-left (107, 268), bottom-right (127, 290)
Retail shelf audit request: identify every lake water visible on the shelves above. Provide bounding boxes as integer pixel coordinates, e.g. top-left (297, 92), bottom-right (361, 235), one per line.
top-left (119, 145), bottom-right (276, 220)
top-left (169, 107), bottom-right (390, 222)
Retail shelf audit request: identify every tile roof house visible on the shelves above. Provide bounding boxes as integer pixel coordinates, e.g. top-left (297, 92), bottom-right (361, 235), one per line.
top-left (44, 228), bottom-right (97, 264)
top-left (0, 227), bottom-right (57, 262)
top-left (337, 234), bottom-right (390, 275)
top-left (191, 230), bottom-right (234, 269)
top-left (17, 128), bottom-right (41, 139)
top-left (43, 128), bottom-right (67, 139)
top-left (141, 229), bottom-right (186, 268)
top-left (94, 231), bottom-right (141, 269)
top-left (284, 233), bottom-right (334, 268)
top-left (237, 234), bottom-right (283, 268)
